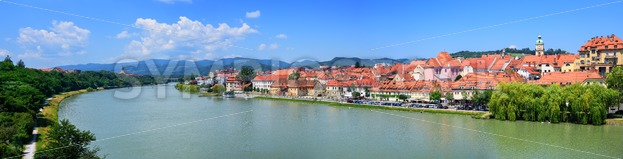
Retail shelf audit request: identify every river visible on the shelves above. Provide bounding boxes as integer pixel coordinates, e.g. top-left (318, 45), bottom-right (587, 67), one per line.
top-left (58, 85), bottom-right (623, 158)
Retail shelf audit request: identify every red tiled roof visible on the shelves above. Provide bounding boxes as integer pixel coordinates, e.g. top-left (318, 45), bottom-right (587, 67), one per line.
top-left (531, 71), bottom-right (602, 85)
top-left (579, 34), bottom-right (623, 52)
top-left (436, 52), bottom-right (453, 65)
top-left (252, 75), bottom-right (272, 81)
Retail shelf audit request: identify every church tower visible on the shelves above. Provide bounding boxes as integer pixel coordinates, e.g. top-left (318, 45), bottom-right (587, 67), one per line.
top-left (535, 35), bottom-right (544, 56)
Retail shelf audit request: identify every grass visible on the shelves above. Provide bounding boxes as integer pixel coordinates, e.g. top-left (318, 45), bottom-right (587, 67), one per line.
top-left (255, 96), bottom-right (485, 116)
top-left (37, 89), bottom-right (89, 150)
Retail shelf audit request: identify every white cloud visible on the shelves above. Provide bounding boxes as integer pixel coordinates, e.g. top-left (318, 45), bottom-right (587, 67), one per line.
top-left (246, 10), bottom-right (261, 18)
top-left (0, 49), bottom-right (9, 56)
top-left (258, 44), bottom-right (267, 50)
top-left (258, 43), bottom-right (278, 51)
top-left (123, 16), bottom-right (257, 59)
top-left (116, 31), bottom-right (131, 39)
top-left (508, 44), bottom-right (517, 49)
top-left (17, 21), bottom-right (90, 57)
top-left (269, 43), bottom-right (279, 49)
top-left (275, 34), bottom-right (287, 39)
top-left (158, 0), bottom-right (192, 4)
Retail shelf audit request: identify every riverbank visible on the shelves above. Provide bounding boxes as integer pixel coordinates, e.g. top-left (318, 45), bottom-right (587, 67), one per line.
top-left (36, 89), bottom-right (92, 151)
top-left (255, 96), bottom-right (486, 117)
top-left (606, 118), bottom-right (623, 126)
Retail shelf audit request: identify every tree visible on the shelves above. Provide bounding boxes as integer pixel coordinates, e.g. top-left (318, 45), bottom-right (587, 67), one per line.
top-left (454, 74), bottom-right (462, 81)
top-left (430, 90), bottom-right (442, 103)
top-left (445, 92), bottom-right (454, 105)
top-left (488, 82), bottom-right (616, 125)
top-left (606, 66), bottom-right (623, 111)
top-left (16, 59), bottom-right (25, 68)
top-left (364, 87), bottom-right (370, 97)
top-left (236, 66), bottom-right (257, 84)
top-left (355, 61), bottom-right (361, 68)
top-left (3, 55), bottom-right (12, 64)
top-left (398, 94), bottom-right (409, 101)
top-left (351, 92), bottom-right (361, 98)
top-left (212, 84), bottom-right (226, 95)
top-left (36, 119), bottom-right (102, 159)
top-left (288, 71), bottom-right (300, 80)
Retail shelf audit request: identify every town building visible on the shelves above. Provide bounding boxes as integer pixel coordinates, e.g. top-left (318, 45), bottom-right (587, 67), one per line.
top-left (578, 34), bottom-right (623, 76)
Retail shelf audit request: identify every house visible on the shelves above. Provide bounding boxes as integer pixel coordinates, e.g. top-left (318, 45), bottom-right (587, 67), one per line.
top-left (269, 80), bottom-right (287, 96)
top-left (423, 52), bottom-right (462, 81)
top-left (251, 75), bottom-right (274, 92)
top-left (225, 76), bottom-right (241, 91)
top-left (286, 80), bottom-right (320, 97)
top-left (577, 34), bottom-right (623, 77)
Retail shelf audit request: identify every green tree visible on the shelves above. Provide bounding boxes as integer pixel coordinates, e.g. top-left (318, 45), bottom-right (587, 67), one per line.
top-left (36, 119), bottom-right (102, 159)
top-left (445, 92), bottom-right (454, 105)
top-left (16, 59), bottom-right (25, 68)
top-left (606, 66), bottom-right (623, 111)
top-left (236, 66), bottom-right (257, 83)
top-left (0, 81), bottom-right (45, 114)
top-left (430, 91), bottom-right (442, 103)
top-left (351, 92), bottom-right (361, 98)
top-left (398, 94), bottom-right (409, 101)
top-left (364, 87), bottom-right (370, 97)
top-left (355, 61), bottom-right (361, 68)
top-left (288, 71), bottom-right (301, 80)
top-left (212, 84), bottom-right (226, 95)
top-left (3, 55), bottom-right (12, 64)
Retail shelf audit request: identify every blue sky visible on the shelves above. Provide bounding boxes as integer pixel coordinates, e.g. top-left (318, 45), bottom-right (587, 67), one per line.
top-left (0, 0), bottom-right (622, 68)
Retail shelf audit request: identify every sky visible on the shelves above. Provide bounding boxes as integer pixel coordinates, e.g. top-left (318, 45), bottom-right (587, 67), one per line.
top-left (0, 0), bottom-right (622, 68)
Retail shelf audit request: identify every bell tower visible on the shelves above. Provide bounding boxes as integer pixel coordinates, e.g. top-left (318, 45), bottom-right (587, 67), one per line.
top-left (535, 35), bottom-right (544, 56)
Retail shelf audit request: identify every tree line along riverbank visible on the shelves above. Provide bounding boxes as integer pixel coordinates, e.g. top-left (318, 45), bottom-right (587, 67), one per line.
top-left (488, 82), bottom-right (620, 125)
top-left (0, 56), bottom-right (157, 158)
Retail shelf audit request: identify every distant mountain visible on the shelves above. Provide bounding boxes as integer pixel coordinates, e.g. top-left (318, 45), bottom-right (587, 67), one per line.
top-left (315, 57), bottom-right (411, 68)
top-left (56, 57), bottom-right (412, 75)
top-left (451, 48), bottom-right (569, 58)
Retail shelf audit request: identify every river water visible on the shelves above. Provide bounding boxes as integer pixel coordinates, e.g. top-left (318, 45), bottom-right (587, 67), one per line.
top-left (58, 85), bottom-right (623, 158)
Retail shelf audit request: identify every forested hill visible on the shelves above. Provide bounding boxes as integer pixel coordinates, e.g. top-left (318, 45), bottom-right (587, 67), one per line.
top-left (451, 48), bottom-right (569, 58)
top-left (0, 56), bottom-right (156, 158)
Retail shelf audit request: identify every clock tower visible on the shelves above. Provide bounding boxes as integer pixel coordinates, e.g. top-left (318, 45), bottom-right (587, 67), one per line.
top-left (535, 35), bottom-right (544, 56)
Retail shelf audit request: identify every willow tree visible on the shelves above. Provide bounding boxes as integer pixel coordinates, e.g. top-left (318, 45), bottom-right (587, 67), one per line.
top-left (606, 66), bottom-right (623, 111)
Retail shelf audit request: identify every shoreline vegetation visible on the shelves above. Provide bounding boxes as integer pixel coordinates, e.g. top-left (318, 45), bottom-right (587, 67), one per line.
top-left (37, 88), bottom-right (92, 151)
top-left (1, 55), bottom-right (158, 158)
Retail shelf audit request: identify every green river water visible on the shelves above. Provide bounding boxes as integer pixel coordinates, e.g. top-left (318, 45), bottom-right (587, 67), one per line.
top-left (58, 85), bottom-right (623, 158)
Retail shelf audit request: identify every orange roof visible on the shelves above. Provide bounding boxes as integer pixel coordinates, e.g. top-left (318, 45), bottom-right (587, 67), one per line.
top-left (579, 34), bottom-right (623, 52)
top-left (436, 52), bottom-right (453, 64)
top-left (556, 54), bottom-right (578, 64)
top-left (425, 58), bottom-right (441, 67)
top-left (531, 71), bottom-right (602, 85)
top-left (252, 75), bottom-right (273, 81)
top-left (273, 69), bottom-right (294, 76)
top-left (489, 56), bottom-right (511, 71)
top-left (540, 55), bottom-right (557, 64)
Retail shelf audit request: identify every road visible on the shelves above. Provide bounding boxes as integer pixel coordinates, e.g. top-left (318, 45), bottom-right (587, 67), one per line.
top-left (22, 123), bottom-right (37, 159)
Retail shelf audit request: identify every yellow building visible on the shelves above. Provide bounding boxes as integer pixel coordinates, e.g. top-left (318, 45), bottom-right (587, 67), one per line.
top-left (578, 34), bottom-right (623, 76)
